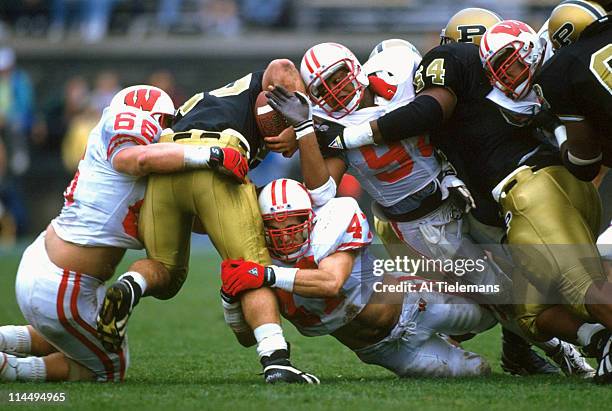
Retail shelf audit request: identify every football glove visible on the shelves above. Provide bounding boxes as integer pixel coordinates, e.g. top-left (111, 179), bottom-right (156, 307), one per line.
top-left (439, 167), bottom-right (476, 212)
top-left (221, 259), bottom-right (276, 297)
top-left (266, 86), bottom-right (314, 140)
top-left (209, 146), bottom-right (249, 183)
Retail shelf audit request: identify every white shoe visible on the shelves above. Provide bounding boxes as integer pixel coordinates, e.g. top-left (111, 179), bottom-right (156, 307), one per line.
top-left (548, 341), bottom-right (595, 378)
top-left (0, 352), bottom-right (17, 381)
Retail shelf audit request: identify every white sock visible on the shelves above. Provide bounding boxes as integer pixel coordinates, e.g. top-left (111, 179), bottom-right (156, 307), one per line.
top-left (0, 326), bottom-right (32, 354)
top-left (15, 356), bottom-right (46, 382)
top-left (119, 271), bottom-right (148, 295)
top-left (254, 323), bottom-right (287, 358)
top-left (577, 323), bottom-right (606, 346)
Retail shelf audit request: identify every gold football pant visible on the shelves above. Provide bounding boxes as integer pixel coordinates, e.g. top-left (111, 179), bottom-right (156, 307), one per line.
top-left (499, 165), bottom-right (604, 338)
top-left (139, 129), bottom-right (271, 299)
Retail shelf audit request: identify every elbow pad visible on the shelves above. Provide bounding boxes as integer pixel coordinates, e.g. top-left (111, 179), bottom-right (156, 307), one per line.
top-left (563, 149), bottom-right (602, 182)
top-left (377, 94), bottom-right (443, 143)
top-left (308, 176), bottom-right (337, 207)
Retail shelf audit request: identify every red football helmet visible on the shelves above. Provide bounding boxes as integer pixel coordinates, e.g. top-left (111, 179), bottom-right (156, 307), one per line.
top-left (109, 85), bottom-right (175, 128)
top-left (479, 20), bottom-right (545, 100)
top-left (300, 42), bottom-right (369, 119)
top-left (258, 178), bottom-right (315, 262)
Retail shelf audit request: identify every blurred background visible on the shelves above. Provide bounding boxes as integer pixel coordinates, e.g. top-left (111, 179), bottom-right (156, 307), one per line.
top-left (0, 0), bottom-right (607, 244)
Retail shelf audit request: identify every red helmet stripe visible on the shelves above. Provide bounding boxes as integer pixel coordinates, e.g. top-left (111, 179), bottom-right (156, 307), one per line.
top-left (271, 179), bottom-right (278, 206)
top-left (309, 48), bottom-right (321, 69)
top-left (281, 179), bottom-right (288, 204)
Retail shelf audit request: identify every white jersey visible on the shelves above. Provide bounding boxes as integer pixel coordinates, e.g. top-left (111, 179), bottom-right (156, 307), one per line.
top-left (274, 197), bottom-right (377, 336)
top-left (313, 46), bottom-right (441, 207)
top-left (52, 106), bottom-right (162, 249)
top-left (538, 19), bottom-right (555, 64)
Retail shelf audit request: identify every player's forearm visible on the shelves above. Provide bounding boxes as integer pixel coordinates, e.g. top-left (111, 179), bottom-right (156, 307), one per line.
top-left (135, 143), bottom-right (187, 175)
top-left (298, 133), bottom-right (330, 190)
top-left (292, 268), bottom-right (345, 298)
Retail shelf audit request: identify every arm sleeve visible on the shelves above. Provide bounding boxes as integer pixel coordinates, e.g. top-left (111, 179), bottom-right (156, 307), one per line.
top-left (376, 94), bottom-right (444, 143)
top-left (376, 47), bottom-right (462, 143)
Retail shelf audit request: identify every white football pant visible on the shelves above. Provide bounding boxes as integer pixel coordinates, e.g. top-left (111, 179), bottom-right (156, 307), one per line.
top-left (15, 232), bottom-right (129, 382)
top-left (354, 290), bottom-right (496, 377)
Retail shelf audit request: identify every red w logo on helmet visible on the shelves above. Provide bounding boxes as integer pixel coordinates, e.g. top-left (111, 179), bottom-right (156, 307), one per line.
top-left (123, 89), bottom-right (161, 111)
top-left (491, 20), bottom-right (532, 36)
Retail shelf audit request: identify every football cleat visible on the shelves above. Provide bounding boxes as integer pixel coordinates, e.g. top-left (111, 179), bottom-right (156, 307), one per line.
top-left (547, 341), bottom-right (595, 378)
top-left (582, 330), bottom-right (612, 384)
top-left (260, 349), bottom-right (320, 384)
top-left (0, 352), bottom-right (17, 381)
top-left (96, 280), bottom-right (138, 353)
top-left (500, 329), bottom-right (559, 375)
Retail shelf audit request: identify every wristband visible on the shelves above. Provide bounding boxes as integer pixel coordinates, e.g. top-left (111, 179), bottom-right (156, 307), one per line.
top-left (269, 265), bottom-right (298, 292)
top-left (308, 176), bottom-right (337, 207)
top-left (184, 146), bottom-right (211, 169)
top-left (294, 119), bottom-right (315, 140)
top-left (567, 150), bottom-right (602, 166)
top-left (344, 122), bottom-right (375, 149)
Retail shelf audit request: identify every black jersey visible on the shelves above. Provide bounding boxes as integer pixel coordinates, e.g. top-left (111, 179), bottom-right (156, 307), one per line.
top-left (537, 17), bottom-right (612, 164)
top-left (172, 71), bottom-right (265, 165)
top-left (413, 42), bottom-right (560, 225)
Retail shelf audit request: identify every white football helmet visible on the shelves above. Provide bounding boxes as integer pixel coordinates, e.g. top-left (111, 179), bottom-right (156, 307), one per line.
top-left (300, 42), bottom-right (369, 119)
top-left (258, 178), bottom-right (315, 262)
top-left (109, 85), bottom-right (175, 128)
top-left (480, 20), bottom-right (545, 100)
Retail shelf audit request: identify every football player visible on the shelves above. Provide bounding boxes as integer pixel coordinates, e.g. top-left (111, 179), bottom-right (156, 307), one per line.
top-left (312, 20), bottom-right (612, 382)
top-left (109, 61), bottom-right (319, 384)
top-left (535, 13), bottom-right (612, 263)
top-left (220, 177), bottom-right (499, 378)
top-left (0, 85), bottom-right (248, 382)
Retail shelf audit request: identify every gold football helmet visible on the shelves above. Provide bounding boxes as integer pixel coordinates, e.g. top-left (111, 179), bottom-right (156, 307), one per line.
top-left (440, 8), bottom-right (502, 46)
top-left (548, 0), bottom-right (606, 50)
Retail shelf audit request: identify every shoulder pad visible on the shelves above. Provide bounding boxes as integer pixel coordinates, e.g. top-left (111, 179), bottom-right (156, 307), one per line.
top-left (310, 197), bottom-right (372, 263)
top-left (101, 107), bottom-right (162, 162)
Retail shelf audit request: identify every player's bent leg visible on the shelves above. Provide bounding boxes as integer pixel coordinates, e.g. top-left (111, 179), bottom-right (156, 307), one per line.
top-left (0, 351), bottom-right (95, 382)
top-left (240, 288), bottom-right (319, 384)
top-left (16, 236), bottom-right (129, 382)
top-left (407, 335), bottom-right (490, 377)
top-left (97, 259), bottom-right (173, 352)
top-left (354, 332), bottom-right (490, 378)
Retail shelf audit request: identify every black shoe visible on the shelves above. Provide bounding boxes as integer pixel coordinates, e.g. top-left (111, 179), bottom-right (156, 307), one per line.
top-left (583, 329), bottom-right (612, 384)
top-left (581, 329), bottom-right (610, 358)
top-left (500, 329), bottom-right (559, 376)
top-left (260, 349), bottom-right (320, 384)
top-left (96, 280), bottom-right (140, 353)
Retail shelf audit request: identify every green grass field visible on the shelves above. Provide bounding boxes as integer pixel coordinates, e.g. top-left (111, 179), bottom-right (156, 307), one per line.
top-left (1, 247), bottom-right (611, 411)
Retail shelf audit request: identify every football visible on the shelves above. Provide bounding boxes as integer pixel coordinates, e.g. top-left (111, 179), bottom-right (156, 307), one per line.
top-left (254, 90), bottom-right (289, 136)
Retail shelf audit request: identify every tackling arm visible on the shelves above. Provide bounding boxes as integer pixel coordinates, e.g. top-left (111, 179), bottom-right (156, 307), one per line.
top-left (112, 142), bottom-right (249, 182)
top-left (317, 87), bottom-right (457, 150)
top-left (291, 251), bottom-right (355, 298)
top-left (221, 251), bottom-right (356, 299)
